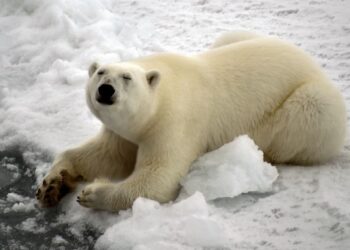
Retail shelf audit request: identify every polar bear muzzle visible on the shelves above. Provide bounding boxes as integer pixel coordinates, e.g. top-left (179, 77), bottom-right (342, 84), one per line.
top-left (96, 83), bottom-right (116, 105)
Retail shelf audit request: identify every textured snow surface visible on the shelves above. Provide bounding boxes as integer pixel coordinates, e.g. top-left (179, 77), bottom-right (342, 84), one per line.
top-left (95, 193), bottom-right (230, 250)
top-left (0, 0), bottom-right (350, 249)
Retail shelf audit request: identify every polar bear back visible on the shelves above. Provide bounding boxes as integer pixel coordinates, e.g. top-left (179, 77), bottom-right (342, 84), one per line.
top-left (132, 37), bottom-right (346, 164)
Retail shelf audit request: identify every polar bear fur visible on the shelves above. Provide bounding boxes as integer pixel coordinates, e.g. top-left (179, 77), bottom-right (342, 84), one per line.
top-left (211, 30), bottom-right (262, 48)
top-left (36, 32), bottom-right (346, 212)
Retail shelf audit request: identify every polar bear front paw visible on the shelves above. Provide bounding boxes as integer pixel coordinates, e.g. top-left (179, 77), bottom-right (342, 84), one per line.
top-left (77, 182), bottom-right (111, 210)
top-left (36, 169), bottom-right (81, 207)
top-left (36, 171), bottom-right (66, 207)
top-left (77, 181), bottom-right (135, 212)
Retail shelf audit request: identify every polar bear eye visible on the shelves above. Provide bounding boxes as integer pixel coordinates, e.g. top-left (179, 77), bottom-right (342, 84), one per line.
top-left (97, 70), bottom-right (105, 76)
top-left (122, 74), bottom-right (132, 81)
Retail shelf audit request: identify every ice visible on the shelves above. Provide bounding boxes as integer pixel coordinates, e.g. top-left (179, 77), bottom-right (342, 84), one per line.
top-left (0, 157), bottom-right (20, 187)
top-left (181, 135), bottom-right (278, 200)
top-left (3, 193), bottom-right (36, 213)
top-left (19, 218), bottom-right (47, 233)
top-left (4, 201), bottom-right (36, 213)
top-left (0, 223), bottom-right (12, 234)
top-left (95, 192), bottom-right (229, 250)
top-left (6, 193), bottom-right (25, 203)
top-left (51, 235), bottom-right (68, 245)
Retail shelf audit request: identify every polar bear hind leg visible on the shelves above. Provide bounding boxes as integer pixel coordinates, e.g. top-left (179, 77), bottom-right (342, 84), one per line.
top-left (211, 31), bottom-right (262, 48)
top-left (264, 82), bottom-right (346, 164)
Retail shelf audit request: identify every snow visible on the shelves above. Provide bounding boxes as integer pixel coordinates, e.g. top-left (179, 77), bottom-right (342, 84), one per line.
top-left (52, 235), bottom-right (68, 245)
top-left (3, 193), bottom-right (36, 213)
top-left (181, 135), bottom-right (278, 201)
top-left (95, 193), bottom-right (230, 250)
top-left (19, 217), bottom-right (46, 233)
top-left (0, 156), bottom-right (20, 185)
top-left (0, 0), bottom-right (350, 249)
top-left (6, 192), bottom-right (26, 202)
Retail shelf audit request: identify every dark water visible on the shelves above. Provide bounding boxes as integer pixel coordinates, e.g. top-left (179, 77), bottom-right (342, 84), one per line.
top-left (0, 148), bottom-right (99, 250)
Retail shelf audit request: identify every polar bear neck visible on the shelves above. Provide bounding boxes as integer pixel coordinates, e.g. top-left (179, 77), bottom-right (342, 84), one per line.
top-left (102, 97), bottom-right (160, 144)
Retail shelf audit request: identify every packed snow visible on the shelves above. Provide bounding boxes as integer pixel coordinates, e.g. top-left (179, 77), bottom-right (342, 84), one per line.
top-left (95, 193), bottom-right (230, 250)
top-left (180, 135), bottom-right (278, 201)
top-left (0, 0), bottom-right (349, 249)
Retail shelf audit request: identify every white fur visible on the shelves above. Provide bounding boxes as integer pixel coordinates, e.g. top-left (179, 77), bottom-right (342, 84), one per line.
top-left (37, 32), bottom-right (347, 212)
top-left (211, 30), bottom-right (263, 48)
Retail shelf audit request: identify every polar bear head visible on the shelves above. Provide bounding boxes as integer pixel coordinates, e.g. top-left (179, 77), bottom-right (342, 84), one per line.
top-left (86, 62), bottom-right (160, 141)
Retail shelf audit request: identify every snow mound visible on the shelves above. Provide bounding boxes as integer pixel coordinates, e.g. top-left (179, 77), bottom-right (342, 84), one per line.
top-left (181, 135), bottom-right (278, 200)
top-left (95, 192), bottom-right (229, 250)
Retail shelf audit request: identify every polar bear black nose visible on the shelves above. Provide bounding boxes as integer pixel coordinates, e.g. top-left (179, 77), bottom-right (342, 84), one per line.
top-left (97, 84), bottom-right (115, 105)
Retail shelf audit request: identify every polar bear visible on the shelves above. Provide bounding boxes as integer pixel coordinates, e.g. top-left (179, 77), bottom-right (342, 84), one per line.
top-left (36, 32), bottom-right (346, 212)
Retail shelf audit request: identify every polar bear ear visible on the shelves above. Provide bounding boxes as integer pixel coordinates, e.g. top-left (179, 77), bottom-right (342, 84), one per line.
top-left (146, 70), bottom-right (160, 88)
top-left (88, 62), bottom-right (100, 78)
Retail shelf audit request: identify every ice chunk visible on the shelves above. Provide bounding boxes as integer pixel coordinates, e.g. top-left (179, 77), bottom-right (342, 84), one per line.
top-left (4, 201), bottom-right (36, 213)
top-left (95, 192), bottom-right (229, 250)
top-left (6, 193), bottom-right (25, 203)
top-left (180, 135), bottom-right (278, 201)
top-left (4, 193), bottom-right (36, 213)
top-left (18, 218), bottom-right (46, 233)
top-left (52, 235), bottom-right (68, 245)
